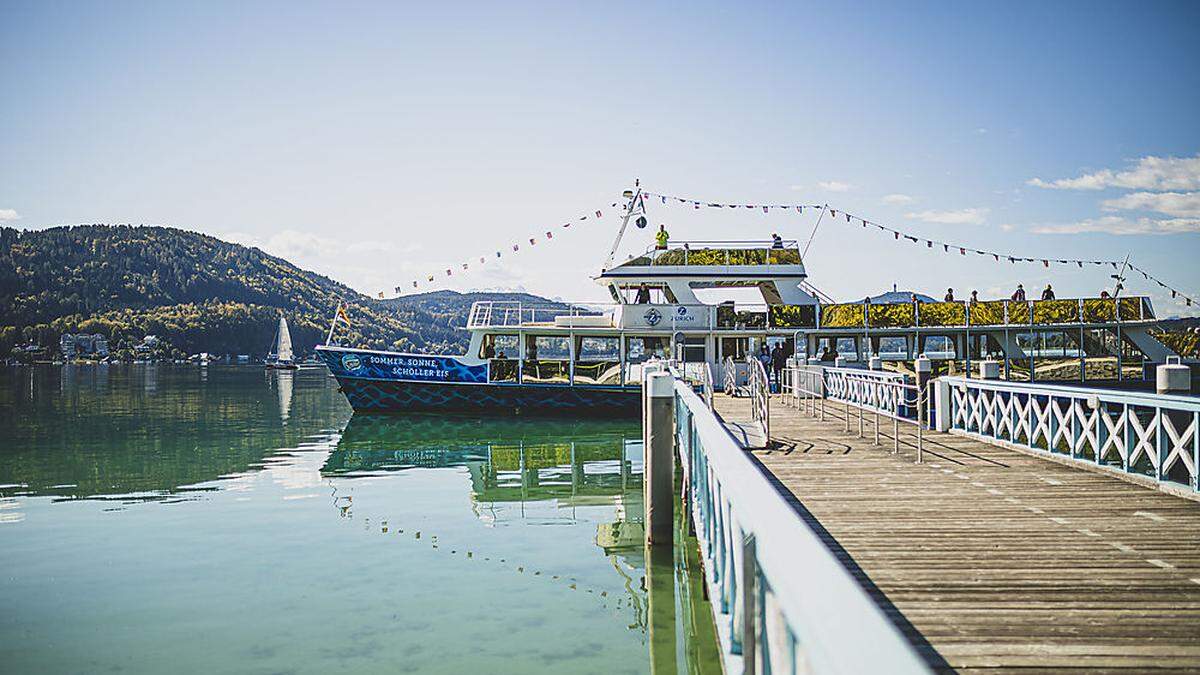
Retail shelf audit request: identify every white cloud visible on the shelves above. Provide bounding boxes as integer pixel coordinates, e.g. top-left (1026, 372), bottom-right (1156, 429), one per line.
top-left (905, 208), bottom-right (989, 225)
top-left (882, 193), bottom-right (915, 205)
top-left (817, 181), bottom-right (852, 192)
top-left (1100, 191), bottom-right (1200, 218)
top-left (1030, 216), bottom-right (1200, 235)
top-left (0, 208), bottom-right (19, 222)
top-left (1027, 153), bottom-right (1200, 191)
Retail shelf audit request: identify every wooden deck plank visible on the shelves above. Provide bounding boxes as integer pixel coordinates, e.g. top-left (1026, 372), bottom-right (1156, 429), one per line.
top-left (713, 394), bottom-right (1200, 672)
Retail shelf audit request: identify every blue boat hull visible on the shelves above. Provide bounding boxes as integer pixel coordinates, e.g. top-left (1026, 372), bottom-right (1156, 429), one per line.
top-left (316, 346), bottom-right (640, 417)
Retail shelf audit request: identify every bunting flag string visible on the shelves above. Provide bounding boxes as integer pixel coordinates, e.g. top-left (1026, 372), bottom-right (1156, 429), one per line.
top-left (1126, 263), bottom-right (1196, 308)
top-left (823, 203), bottom-right (1198, 309)
top-left (396, 200), bottom-right (628, 295)
top-left (639, 190), bottom-right (824, 212)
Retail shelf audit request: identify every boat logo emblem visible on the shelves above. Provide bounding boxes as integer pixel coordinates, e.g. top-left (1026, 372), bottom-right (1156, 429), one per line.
top-left (643, 308), bottom-right (662, 326)
top-left (341, 353), bottom-right (363, 371)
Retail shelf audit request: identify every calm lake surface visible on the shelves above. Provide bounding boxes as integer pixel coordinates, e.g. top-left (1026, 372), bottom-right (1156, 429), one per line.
top-left (0, 365), bottom-right (720, 674)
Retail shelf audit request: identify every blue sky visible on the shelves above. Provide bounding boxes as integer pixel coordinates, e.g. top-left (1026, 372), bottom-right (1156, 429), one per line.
top-left (2, 1), bottom-right (1198, 314)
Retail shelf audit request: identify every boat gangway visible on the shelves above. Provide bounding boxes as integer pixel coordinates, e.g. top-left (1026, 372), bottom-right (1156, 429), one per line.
top-left (647, 360), bottom-right (1200, 673)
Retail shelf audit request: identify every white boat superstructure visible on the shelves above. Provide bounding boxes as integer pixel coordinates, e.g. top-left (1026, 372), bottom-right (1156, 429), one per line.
top-left (461, 237), bottom-right (1177, 387)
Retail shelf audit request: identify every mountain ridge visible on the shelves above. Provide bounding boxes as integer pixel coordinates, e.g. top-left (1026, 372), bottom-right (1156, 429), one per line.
top-left (0, 225), bottom-right (551, 359)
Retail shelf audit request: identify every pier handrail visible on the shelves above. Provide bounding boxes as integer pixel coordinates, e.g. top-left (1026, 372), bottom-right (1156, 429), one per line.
top-left (673, 379), bottom-right (929, 673)
top-left (701, 361), bottom-right (715, 410)
top-left (940, 376), bottom-right (1200, 492)
top-left (797, 364), bottom-right (929, 458)
top-left (722, 356), bottom-right (737, 396)
top-left (747, 356), bottom-right (770, 441)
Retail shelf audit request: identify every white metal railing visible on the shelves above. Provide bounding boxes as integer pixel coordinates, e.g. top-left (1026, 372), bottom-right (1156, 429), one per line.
top-left (466, 300), bottom-right (614, 329)
top-left (793, 364), bottom-right (930, 460)
top-left (748, 357), bottom-right (770, 442)
top-left (723, 356), bottom-right (737, 396)
top-left (702, 361), bottom-right (715, 410)
top-left (673, 380), bottom-right (929, 674)
top-left (943, 377), bottom-right (1200, 492)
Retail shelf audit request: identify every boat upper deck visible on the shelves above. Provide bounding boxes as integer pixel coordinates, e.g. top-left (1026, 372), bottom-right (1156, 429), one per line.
top-left (464, 295), bottom-right (1159, 333)
top-left (600, 240), bottom-right (806, 277)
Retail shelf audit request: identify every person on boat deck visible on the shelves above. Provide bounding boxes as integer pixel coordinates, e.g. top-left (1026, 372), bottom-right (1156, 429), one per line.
top-left (1100, 290), bottom-right (1111, 298)
top-left (655, 224), bottom-right (670, 250)
top-left (1041, 284), bottom-right (1056, 300)
top-left (635, 283), bottom-right (651, 304)
top-left (771, 233), bottom-right (784, 249)
top-left (944, 288), bottom-right (955, 302)
top-left (970, 290), bottom-right (979, 303)
top-left (483, 342), bottom-right (495, 359)
top-left (1011, 283), bottom-right (1026, 302)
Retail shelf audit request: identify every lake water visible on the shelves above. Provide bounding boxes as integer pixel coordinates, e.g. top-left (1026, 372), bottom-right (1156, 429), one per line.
top-left (0, 365), bottom-right (721, 674)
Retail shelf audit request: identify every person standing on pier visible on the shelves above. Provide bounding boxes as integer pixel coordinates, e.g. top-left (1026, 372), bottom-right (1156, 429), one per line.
top-left (1041, 284), bottom-right (1055, 300)
top-left (1011, 284), bottom-right (1026, 301)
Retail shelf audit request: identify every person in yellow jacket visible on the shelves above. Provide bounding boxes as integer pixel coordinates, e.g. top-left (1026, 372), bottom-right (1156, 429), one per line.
top-left (655, 224), bottom-right (670, 250)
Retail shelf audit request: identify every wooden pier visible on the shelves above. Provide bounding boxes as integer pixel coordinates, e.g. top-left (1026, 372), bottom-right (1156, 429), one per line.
top-left (713, 394), bottom-right (1200, 672)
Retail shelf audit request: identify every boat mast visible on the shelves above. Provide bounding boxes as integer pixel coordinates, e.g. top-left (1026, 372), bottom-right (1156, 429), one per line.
top-left (602, 180), bottom-right (643, 272)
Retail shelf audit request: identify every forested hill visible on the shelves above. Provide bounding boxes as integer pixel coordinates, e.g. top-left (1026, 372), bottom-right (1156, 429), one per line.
top-left (0, 225), bottom-right (551, 358)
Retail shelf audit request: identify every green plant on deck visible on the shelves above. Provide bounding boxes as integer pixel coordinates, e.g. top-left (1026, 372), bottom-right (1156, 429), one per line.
top-left (1007, 301), bottom-right (1031, 324)
top-left (1152, 330), bottom-right (1200, 358)
top-left (1119, 297), bottom-right (1145, 320)
top-left (1032, 299), bottom-right (1080, 325)
top-left (1082, 298), bottom-right (1117, 322)
top-left (768, 304), bottom-right (816, 328)
top-left (917, 301), bottom-right (966, 327)
top-left (821, 303), bottom-right (864, 328)
top-left (968, 301), bottom-right (1006, 326)
top-left (867, 303), bottom-right (915, 328)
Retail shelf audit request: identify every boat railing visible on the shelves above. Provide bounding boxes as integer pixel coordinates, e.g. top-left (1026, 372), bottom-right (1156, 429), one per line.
top-left (619, 240), bottom-right (803, 267)
top-left (817, 295), bottom-right (1154, 330)
top-left (467, 301), bottom-right (614, 329)
top-left (672, 377), bottom-right (929, 673)
top-left (939, 376), bottom-right (1200, 492)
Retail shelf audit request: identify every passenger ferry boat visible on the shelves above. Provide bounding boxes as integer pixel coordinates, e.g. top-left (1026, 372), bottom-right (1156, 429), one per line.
top-left (316, 193), bottom-right (1181, 416)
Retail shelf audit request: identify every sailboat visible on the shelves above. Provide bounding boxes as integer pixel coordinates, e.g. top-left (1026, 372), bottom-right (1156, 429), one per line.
top-left (266, 316), bottom-right (299, 370)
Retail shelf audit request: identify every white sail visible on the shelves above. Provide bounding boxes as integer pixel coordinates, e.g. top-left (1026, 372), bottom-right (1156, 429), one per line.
top-left (277, 317), bottom-right (294, 362)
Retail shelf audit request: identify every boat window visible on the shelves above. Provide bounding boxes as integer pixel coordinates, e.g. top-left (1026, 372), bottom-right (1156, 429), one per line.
top-left (522, 336), bottom-right (571, 384)
top-left (719, 337), bottom-right (749, 361)
top-left (574, 336), bottom-right (621, 386)
top-left (681, 337), bottom-right (706, 363)
top-left (480, 334), bottom-right (518, 359)
top-left (625, 336), bottom-right (669, 363)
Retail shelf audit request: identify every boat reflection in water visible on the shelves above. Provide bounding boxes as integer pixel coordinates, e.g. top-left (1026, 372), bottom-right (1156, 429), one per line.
top-left (324, 413), bottom-right (722, 674)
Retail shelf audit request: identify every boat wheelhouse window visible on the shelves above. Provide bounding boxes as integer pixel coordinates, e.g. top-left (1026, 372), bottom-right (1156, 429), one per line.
top-left (480, 334), bottom-right (519, 359)
top-left (620, 283), bottom-right (676, 304)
